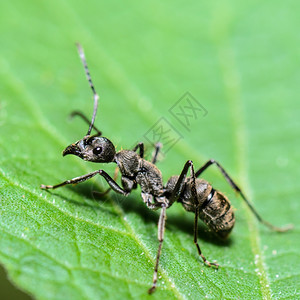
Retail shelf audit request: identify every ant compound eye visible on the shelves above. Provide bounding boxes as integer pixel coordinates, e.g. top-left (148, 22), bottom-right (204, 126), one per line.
top-left (93, 147), bottom-right (103, 155)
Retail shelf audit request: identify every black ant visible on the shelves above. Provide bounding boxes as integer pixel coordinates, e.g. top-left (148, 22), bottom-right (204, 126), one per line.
top-left (41, 44), bottom-right (293, 294)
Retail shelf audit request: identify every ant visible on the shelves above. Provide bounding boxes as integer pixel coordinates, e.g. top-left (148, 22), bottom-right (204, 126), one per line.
top-left (41, 44), bottom-right (293, 294)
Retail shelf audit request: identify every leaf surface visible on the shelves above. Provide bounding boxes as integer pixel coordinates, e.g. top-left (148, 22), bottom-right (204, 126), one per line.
top-left (0, 1), bottom-right (299, 299)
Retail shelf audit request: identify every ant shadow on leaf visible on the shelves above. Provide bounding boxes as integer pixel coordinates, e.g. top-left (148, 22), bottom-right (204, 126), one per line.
top-left (46, 181), bottom-right (232, 248)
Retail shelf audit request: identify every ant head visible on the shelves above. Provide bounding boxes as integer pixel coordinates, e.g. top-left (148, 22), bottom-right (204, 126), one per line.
top-left (63, 136), bottom-right (116, 163)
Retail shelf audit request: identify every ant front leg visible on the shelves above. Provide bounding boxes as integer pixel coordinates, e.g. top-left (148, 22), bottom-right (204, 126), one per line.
top-left (148, 203), bottom-right (167, 294)
top-left (41, 170), bottom-right (128, 196)
top-left (170, 161), bottom-right (218, 268)
top-left (195, 159), bottom-right (293, 232)
top-left (93, 167), bottom-right (119, 197)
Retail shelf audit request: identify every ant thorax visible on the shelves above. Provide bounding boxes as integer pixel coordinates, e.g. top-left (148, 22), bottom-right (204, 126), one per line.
top-left (114, 150), bottom-right (140, 177)
top-left (115, 149), bottom-right (166, 208)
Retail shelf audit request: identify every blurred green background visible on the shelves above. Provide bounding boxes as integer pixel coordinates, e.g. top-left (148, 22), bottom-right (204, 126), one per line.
top-left (0, 0), bottom-right (299, 299)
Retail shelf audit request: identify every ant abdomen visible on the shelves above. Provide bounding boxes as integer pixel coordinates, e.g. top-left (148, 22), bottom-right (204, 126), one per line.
top-left (199, 189), bottom-right (235, 239)
top-left (168, 177), bottom-right (235, 239)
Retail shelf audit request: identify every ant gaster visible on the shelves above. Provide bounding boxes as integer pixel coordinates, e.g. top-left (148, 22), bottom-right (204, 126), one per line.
top-left (41, 44), bottom-right (293, 294)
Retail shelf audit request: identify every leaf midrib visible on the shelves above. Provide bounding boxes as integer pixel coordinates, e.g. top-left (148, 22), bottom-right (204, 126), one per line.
top-left (213, 26), bottom-right (272, 300)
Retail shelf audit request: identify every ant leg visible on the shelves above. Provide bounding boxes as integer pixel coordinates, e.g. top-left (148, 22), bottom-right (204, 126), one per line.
top-left (41, 170), bottom-right (128, 196)
top-left (190, 162), bottom-right (219, 268)
top-left (70, 111), bottom-right (102, 136)
top-left (93, 167), bottom-right (119, 197)
top-left (193, 203), bottom-right (219, 268)
top-left (169, 160), bottom-right (194, 203)
top-left (132, 142), bottom-right (144, 158)
top-left (195, 159), bottom-right (293, 232)
top-left (148, 203), bottom-right (167, 294)
top-left (169, 161), bottom-right (218, 267)
top-left (151, 142), bottom-right (162, 165)
top-left (133, 142), bottom-right (161, 163)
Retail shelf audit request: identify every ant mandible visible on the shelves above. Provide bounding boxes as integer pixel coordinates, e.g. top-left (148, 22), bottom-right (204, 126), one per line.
top-left (41, 44), bottom-right (293, 294)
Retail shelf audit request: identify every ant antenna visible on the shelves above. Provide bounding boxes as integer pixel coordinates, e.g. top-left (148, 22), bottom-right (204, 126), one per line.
top-left (76, 43), bottom-right (99, 136)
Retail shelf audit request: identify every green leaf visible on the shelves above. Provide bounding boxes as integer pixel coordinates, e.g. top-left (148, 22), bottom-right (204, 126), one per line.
top-left (0, 0), bottom-right (299, 299)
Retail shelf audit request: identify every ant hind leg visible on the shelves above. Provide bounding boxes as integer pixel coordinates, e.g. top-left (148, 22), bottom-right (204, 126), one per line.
top-left (195, 159), bottom-right (293, 232)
